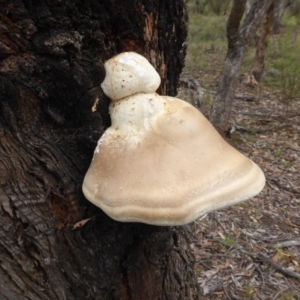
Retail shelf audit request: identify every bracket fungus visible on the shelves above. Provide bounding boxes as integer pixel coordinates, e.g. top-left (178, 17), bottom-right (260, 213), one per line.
top-left (82, 52), bottom-right (265, 226)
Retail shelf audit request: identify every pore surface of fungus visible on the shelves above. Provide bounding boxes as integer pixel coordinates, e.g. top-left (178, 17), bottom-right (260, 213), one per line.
top-left (82, 52), bottom-right (265, 226)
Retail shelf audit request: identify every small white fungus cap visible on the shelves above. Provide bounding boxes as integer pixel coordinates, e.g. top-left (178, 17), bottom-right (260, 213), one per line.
top-left (101, 52), bottom-right (161, 101)
top-left (82, 52), bottom-right (265, 226)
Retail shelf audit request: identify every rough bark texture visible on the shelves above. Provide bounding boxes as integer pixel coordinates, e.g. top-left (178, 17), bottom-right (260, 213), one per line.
top-left (251, 1), bottom-right (275, 82)
top-left (0, 1), bottom-right (200, 299)
top-left (210, 0), bottom-right (274, 133)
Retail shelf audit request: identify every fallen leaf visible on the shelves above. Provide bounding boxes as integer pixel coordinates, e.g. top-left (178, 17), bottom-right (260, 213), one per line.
top-left (73, 217), bottom-right (93, 229)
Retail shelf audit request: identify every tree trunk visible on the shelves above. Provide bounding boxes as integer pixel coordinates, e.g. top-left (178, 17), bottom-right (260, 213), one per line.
top-left (273, 0), bottom-right (294, 34)
top-left (250, 0), bottom-right (295, 84)
top-left (250, 2), bottom-right (275, 82)
top-left (246, 0), bottom-right (253, 13)
top-left (0, 1), bottom-right (200, 299)
top-left (210, 0), bottom-right (274, 133)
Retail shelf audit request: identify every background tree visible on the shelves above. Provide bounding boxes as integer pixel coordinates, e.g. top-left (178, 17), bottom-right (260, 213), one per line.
top-left (0, 1), bottom-right (201, 299)
top-left (273, 0), bottom-right (294, 34)
top-left (209, 0), bottom-right (274, 133)
top-left (249, 1), bottom-right (276, 83)
top-left (250, 0), bottom-right (295, 83)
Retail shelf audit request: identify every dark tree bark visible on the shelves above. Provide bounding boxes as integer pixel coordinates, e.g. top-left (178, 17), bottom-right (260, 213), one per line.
top-left (210, 0), bottom-right (274, 133)
top-left (0, 1), bottom-right (200, 299)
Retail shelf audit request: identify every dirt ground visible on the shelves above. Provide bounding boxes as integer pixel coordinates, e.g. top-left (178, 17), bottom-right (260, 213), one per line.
top-left (178, 75), bottom-right (300, 299)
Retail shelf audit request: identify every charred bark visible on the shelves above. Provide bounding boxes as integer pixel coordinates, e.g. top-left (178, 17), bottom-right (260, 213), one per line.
top-left (0, 1), bottom-right (200, 299)
top-left (210, 0), bottom-right (274, 133)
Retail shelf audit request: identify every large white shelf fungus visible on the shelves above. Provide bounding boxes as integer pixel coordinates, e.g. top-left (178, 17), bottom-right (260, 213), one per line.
top-left (82, 52), bottom-right (265, 226)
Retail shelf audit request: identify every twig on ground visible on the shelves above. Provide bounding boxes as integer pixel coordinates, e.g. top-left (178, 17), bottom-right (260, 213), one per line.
top-left (254, 263), bottom-right (265, 289)
top-left (235, 124), bottom-right (289, 134)
top-left (236, 111), bottom-right (299, 119)
top-left (273, 238), bottom-right (300, 248)
top-left (268, 177), bottom-right (300, 194)
top-left (241, 250), bottom-right (300, 280)
top-left (241, 229), bottom-right (278, 241)
top-left (257, 252), bottom-right (300, 279)
top-left (214, 213), bottom-right (229, 234)
top-left (287, 146), bottom-right (300, 153)
top-left (235, 93), bottom-right (258, 101)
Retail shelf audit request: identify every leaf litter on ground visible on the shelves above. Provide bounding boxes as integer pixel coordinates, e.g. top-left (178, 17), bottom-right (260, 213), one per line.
top-left (178, 77), bottom-right (300, 299)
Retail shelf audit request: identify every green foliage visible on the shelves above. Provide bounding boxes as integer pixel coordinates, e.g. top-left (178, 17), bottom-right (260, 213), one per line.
top-left (263, 22), bottom-right (300, 107)
top-left (185, 12), bottom-right (227, 78)
top-left (222, 236), bottom-right (237, 247)
top-left (254, 207), bottom-right (263, 219)
top-left (287, 0), bottom-right (300, 20)
top-left (188, 0), bottom-right (231, 16)
top-left (208, 0), bottom-right (231, 16)
top-left (285, 161), bottom-right (293, 168)
top-left (243, 284), bottom-right (255, 299)
top-left (275, 149), bottom-right (282, 158)
top-left (203, 89), bottom-right (212, 107)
